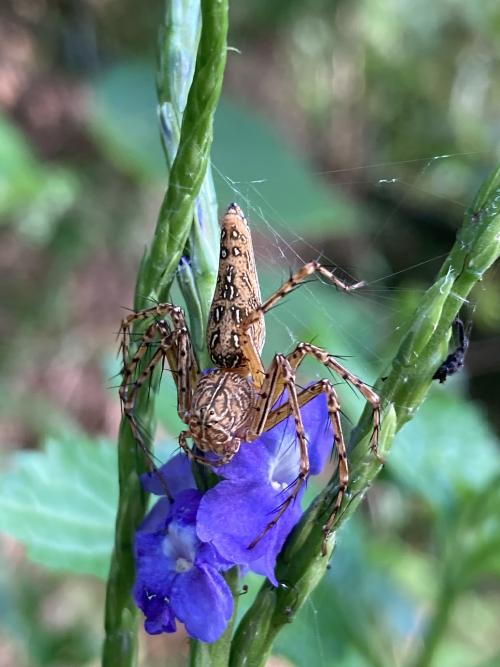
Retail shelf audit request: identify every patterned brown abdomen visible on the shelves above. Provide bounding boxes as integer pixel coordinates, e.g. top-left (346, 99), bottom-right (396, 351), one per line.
top-left (207, 203), bottom-right (265, 368)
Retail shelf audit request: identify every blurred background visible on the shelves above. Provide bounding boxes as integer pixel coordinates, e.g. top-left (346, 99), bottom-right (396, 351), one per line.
top-left (1, 1), bottom-right (500, 666)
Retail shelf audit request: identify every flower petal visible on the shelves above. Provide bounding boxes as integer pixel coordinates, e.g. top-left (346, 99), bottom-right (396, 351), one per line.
top-left (261, 392), bottom-right (333, 476)
top-left (135, 529), bottom-right (176, 591)
top-left (171, 488), bottom-right (202, 525)
top-left (140, 453), bottom-right (195, 496)
top-left (134, 583), bottom-right (177, 635)
top-left (138, 497), bottom-right (171, 533)
top-left (170, 565), bottom-right (233, 643)
top-left (197, 479), bottom-right (303, 583)
top-left (145, 606), bottom-right (177, 635)
top-left (162, 522), bottom-right (198, 569)
top-left (217, 392), bottom-right (332, 485)
top-left (134, 528), bottom-right (178, 634)
top-left (197, 542), bottom-right (235, 571)
top-left (215, 436), bottom-right (273, 482)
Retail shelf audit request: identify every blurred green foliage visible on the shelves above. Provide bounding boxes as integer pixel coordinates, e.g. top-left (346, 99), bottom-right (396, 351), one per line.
top-left (0, 0), bottom-right (499, 665)
top-left (90, 61), bottom-right (362, 236)
top-left (0, 436), bottom-right (117, 578)
top-left (0, 115), bottom-right (78, 243)
top-left (90, 62), bottom-right (164, 182)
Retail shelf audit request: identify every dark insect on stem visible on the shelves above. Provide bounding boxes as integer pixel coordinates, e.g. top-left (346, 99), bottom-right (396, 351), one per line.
top-left (433, 318), bottom-right (471, 383)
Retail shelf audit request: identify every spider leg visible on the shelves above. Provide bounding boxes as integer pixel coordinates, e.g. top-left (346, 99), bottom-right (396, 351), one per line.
top-left (119, 324), bottom-right (198, 503)
top-left (119, 303), bottom-right (188, 368)
top-left (237, 259), bottom-right (374, 448)
top-left (121, 320), bottom-right (172, 393)
top-left (248, 375), bottom-right (348, 555)
top-left (120, 332), bottom-right (176, 473)
top-left (245, 355), bottom-right (310, 549)
top-left (277, 380), bottom-right (348, 555)
top-left (244, 339), bottom-right (379, 554)
top-left (238, 329), bottom-right (266, 386)
top-left (237, 262), bottom-right (364, 387)
top-left (119, 300), bottom-right (198, 418)
top-left (287, 343), bottom-right (380, 458)
top-left (248, 341), bottom-right (380, 458)
top-left (120, 409), bottom-right (174, 499)
top-left (120, 326), bottom-right (195, 427)
top-left (240, 261), bottom-right (364, 339)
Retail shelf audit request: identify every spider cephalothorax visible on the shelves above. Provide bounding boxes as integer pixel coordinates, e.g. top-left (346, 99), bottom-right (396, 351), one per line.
top-left (187, 369), bottom-right (254, 461)
top-left (119, 203), bottom-right (380, 547)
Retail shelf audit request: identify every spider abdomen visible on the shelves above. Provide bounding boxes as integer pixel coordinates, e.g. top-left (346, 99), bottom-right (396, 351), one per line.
top-left (189, 369), bottom-right (255, 460)
top-left (207, 203), bottom-right (265, 369)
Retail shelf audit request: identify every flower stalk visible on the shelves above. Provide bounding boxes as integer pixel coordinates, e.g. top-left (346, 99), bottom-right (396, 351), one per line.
top-left (102, 1), bottom-right (228, 664)
top-left (156, 0), bottom-right (220, 368)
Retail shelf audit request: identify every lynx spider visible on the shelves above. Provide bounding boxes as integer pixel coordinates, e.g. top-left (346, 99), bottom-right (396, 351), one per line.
top-left (119, 203), bottom-right (381, 550)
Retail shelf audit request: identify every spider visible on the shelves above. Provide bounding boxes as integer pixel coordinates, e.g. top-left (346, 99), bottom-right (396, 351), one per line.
top-left (433, 317), bottom-right (471, 383)
top-left (119, 203), bottom-right (381, 549)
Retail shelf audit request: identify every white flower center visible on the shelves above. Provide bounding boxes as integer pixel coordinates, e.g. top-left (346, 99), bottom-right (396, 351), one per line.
top-left (175, 556), bottom-right (193, 573)
top-left (161, 521), bottom-right (197, 572)
top-left (270, 437), bottom-right (299, 490)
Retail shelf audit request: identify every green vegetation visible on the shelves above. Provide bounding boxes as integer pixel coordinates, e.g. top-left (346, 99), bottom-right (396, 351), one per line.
top-left (1, 1), bottom-right (500, 666)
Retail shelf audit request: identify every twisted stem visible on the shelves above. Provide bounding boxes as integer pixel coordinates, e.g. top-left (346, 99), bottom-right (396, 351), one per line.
top-left (102, 2), bottom-right (228, 664)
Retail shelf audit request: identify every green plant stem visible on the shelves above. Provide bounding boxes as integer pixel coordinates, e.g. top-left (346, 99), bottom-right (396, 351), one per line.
top-left (139, 0), bottom-right (228, 306)
top-left (103, 420), bottom-right (148, 666)
top-left (157, 0), bottom-right (219, 368)
top-left (231, 166), bottom-right (500, 666)
top-left (102, 2), bottom-right (228, 665)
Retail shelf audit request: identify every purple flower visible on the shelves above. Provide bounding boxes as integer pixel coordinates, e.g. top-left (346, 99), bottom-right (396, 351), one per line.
top-left (133, 391), bottom-right (332, 641)
top-left (133, 456), bottom-right (234, 643)
top-left (196, 392), bottom-right (333, 585)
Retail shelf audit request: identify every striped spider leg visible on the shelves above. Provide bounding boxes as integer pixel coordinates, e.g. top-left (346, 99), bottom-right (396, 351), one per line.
top-left (236, 265), bottom-right (380, 552)
top-left (241, 354), bottom-right (346, 554)
top-left (119, 303), bottom-right (189, 371)
top-left (119, 304), bottom-right (198, 492)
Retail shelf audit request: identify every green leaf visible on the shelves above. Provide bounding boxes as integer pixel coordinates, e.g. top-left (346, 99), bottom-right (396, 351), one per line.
top-left (388, 390), bottom-right (500, 509)
top-left (442, 475), bottom-right (500, 587)
top-left (0, 435), bottom-right (117, 578)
